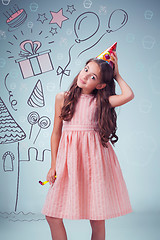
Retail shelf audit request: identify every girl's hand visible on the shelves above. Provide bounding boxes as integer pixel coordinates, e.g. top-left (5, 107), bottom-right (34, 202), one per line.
top-left (47, 168), bottom-right (56, 185)
top-left (110, 52), bottom-right (120, 80)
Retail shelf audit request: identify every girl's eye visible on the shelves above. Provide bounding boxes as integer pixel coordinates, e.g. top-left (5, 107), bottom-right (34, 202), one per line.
top-left (91, 76), bottom-right (95, 80)
top-left (84, 67), bottom-right (88, 72)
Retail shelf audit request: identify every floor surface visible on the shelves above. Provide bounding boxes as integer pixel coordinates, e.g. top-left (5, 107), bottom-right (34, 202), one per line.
top-left (0, 211), bottom-right (159, 240)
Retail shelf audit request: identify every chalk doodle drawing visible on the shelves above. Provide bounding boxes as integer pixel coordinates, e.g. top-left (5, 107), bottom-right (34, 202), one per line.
top-left (78, 9), bottom-right (128, 57)
top-left (27, 80), bottom-right (45, 108)
top-left (0, 98), bottom-right (51, 211)
top-left (2, 0), bottom-right (11, 6)
top-left (15, 40), bottom-right (54, 79)
top-left (0, 97), bottom-right (26, 144)
top-left (2, 151), bottom-right (15, 172)
top-left (66, 5), bottom-right (76, 14)
top-left (29, 2), bottom-right (39, 12)
top-left (27, 111), bottom-right (51, 144)
top-left (49, 8), bottom-right (69, 28)
top-left (0, 211), bottom-right (45, 222)
top-left (7, 28), bottom-right (55, 62)
top-left (83, 0), bottom-right (92, 9)
top-left (33, 116), bottom-right (51, 144)
top-left (3, 4), bottom-right (27, 32)
top-left (56, 11), bottom-right (100, 87)
top-left (1, 143), bottom-right (51, 212)
top-left (74, 12), bottom-right (100, 44)
top-left (27, 111), bottom-right (40, 139)
top-left (98, 5), bottom-right (107, 15)
top-left (0, 97), bottom-right (26, 211)
top-left (57, 9), bottom-right (128, 87)
top-left (4, 73), bottom-right (18, 111)
top-left (20, 146), bottom-right (51, 162)
top-left (49, 27), bottom-right (58, 36)
top-left (0, 30), bottom-right (6, 39)
top-left (37, 13), bottom-right (48, 24)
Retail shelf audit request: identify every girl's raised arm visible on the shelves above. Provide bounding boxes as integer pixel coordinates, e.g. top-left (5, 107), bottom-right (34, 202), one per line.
top-left (109, 74), bottom-right (134, 108)
top-left (108, 52), bottom-right (134, 108)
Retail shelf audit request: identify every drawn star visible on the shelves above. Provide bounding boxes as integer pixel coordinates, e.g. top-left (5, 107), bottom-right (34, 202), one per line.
top-left (66, 5), bottom-right (76, 14)
top-left (37, 13), bottom-right (48, 24)
top-left (49, 27), bottom-right (58, 36)
top-left (49, 8), bottom-right (69, 28)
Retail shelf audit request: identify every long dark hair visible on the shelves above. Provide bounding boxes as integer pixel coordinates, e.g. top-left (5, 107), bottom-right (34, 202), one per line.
top-left (59, 58), bottom-right (118, 148)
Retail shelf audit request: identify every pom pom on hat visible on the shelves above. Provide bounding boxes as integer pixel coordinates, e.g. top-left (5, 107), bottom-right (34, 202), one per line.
top-left (96, 42), bottom-right (117, 68)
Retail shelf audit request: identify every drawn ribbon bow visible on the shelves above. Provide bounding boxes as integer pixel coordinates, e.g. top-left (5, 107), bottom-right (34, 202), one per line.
top-left (19, 40), bottom-right (42, 57)
top-left (56, 66), bottom-right (70, 77)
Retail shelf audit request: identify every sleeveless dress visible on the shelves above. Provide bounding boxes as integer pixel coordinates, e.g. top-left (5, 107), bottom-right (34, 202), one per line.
top-left (42, 93), bottom-right (133, 220)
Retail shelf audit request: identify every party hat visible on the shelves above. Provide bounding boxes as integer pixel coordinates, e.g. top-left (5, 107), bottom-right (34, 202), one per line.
top-left (96, 42), bottom-right (117, 68)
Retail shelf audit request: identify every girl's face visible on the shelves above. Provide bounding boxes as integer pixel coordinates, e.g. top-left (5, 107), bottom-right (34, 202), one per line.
top-left (77, 61), bottom-right (104, 94)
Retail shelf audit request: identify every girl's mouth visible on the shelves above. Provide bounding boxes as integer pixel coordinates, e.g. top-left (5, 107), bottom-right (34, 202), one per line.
top-left (80, 79), bottom-right (86, 84)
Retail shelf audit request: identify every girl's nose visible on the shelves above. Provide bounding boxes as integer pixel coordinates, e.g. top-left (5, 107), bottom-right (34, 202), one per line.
top-left (83, 74), bottom-right (88, 81)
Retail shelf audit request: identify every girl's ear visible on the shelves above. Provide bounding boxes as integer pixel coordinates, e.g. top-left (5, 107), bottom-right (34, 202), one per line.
top-left (96, 83), bottom-right (106, 90)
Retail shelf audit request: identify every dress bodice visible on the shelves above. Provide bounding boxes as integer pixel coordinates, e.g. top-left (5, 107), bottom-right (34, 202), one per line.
top-left (62, 94), bottom-right (98, 131)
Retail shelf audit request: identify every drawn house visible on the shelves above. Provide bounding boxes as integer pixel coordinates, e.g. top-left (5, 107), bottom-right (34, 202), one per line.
top-left (0, 97), bottom-right (51, 213)
top-left (0, 97), bottom-right (26, 212)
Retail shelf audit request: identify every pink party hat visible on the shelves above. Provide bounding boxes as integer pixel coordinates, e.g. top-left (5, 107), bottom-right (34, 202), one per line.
top-left (96, 42), bottom-right (117, 68)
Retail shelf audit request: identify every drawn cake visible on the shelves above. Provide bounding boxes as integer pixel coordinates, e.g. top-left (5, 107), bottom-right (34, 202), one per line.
top-left (5, 7), bottom-right (27, 32)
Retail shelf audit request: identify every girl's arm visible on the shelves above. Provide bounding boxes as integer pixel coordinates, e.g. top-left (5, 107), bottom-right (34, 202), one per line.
top-left (109, 73), bottom-right (134, 108)
top-left (47, 92), bottom-right (64, 184)
top-left (108, 52), bottom-right (134, 108)
top-left (50, 92), bottom-right (64, 169)
top-left (50, 132), bottom-right (62, 169)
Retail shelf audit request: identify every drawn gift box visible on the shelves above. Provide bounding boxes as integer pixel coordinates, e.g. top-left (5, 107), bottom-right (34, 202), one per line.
top-left (15, 40), bottom-right (54, 79)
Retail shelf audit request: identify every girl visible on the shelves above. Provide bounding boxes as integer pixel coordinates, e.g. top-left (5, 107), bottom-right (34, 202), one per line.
top-left (42, 51), bottom-right (134, 240)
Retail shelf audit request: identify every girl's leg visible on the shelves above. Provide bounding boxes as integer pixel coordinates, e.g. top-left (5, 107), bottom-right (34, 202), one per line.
top-left (46, 216), bottom-right (68, 240)
top-left (90, 220), bottom-right (106, 240)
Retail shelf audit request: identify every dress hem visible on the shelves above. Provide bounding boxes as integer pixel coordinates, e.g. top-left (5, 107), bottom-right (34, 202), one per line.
top-left (42, 208), bottom-right (133, 220)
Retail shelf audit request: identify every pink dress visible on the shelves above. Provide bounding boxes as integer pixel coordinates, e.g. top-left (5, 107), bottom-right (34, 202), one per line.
top-left (42, 93), bottom-right (133, 220)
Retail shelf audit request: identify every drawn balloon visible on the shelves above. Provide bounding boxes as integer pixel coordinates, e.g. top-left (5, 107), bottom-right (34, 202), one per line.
top-left (107, 9), bottom-right (128, 33)
top-left (74, 12), bottom-right (100, 43)
top-left (57, 11), bottom-right (100, 87)
top-left (78, 8), bottom-right (129, 57)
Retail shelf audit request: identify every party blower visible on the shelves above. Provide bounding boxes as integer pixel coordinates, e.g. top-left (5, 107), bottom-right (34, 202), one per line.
top-left (96, 42), bottom-right (117, 68)
top-left (39, 176), bottom-right (57, 186)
